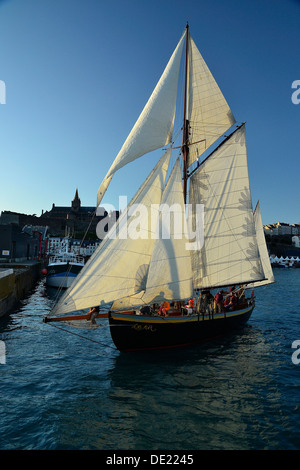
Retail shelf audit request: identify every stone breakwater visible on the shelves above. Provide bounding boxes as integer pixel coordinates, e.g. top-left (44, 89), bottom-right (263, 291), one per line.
top-left (0, 261), bottom-right (44, 317)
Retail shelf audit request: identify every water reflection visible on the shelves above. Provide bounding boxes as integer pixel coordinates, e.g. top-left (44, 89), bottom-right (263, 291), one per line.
top-left (47, 325), bottom-right (280, 450)
top-left (103, 327), bottom-right (281, 450)
top-left (1, 271), bottom-right (299, 450)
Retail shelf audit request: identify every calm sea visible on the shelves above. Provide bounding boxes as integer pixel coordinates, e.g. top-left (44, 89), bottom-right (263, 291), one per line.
top-left (0, 268), bottom-right (299, 452)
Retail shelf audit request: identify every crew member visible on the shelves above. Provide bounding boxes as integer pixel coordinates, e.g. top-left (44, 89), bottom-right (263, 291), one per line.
top-left (159, 301), bottom-right (170, 316)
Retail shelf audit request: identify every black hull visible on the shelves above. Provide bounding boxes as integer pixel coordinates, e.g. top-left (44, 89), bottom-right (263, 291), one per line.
top-left (108, 304), bottom-right (254, 352)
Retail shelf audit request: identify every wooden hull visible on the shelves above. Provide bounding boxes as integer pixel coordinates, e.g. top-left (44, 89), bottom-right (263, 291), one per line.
top-left (108, 304), bottom-right (254, 352)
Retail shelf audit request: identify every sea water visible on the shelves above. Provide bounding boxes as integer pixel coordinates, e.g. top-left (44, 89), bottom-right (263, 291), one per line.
top-left (0, 268), bottom-right (299, 450)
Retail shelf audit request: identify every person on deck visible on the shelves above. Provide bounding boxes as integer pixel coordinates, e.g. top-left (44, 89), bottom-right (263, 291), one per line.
top-left (196, 293), bottom-right (203, 314)
top-left (87, 305), bottom-right (99, 324)
top-left (223, 295), bottom-right (231, 311)
top-left (214, 290), bottom-right (223, 314)
top-left (205, 290), bottom-right (214, 315)
top-left (185, 298), bottom-right (194, 309)
top-left (229, 292), bottom-right (237, 310)
top-left (159, 301), bottom-right (170, 317)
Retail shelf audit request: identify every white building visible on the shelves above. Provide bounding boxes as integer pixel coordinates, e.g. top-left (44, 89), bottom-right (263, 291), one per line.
top-left (264, 222), bottom-right (294, 236)
top-left (48, 237), bottom-right (100, 256)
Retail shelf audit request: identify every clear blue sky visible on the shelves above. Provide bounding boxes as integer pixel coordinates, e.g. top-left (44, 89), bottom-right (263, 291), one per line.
top-left (0, 0), bottom-right (299, 225)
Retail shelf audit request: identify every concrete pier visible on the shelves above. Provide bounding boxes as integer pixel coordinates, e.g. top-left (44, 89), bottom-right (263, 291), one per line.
top-left (0, 261), bottom-right (44, 317)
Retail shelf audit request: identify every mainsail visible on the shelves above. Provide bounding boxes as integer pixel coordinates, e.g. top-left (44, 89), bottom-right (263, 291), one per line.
top-left (189, 125), bottom-right (264, 289)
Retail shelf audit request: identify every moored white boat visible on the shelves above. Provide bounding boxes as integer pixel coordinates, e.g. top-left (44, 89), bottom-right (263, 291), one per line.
top-left (46, 249), bottom-right (84, 288)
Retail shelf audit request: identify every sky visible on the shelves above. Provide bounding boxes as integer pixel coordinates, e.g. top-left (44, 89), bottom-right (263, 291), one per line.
top-left (0, 0), bottom-right (299, 226)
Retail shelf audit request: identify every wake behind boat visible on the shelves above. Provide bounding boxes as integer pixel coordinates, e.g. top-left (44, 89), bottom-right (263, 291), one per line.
top-left (44, 24), bottom-right (274, 351)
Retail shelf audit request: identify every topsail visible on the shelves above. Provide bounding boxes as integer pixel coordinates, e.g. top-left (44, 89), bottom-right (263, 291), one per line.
top-left (187, 37), bottom-right (236, 166)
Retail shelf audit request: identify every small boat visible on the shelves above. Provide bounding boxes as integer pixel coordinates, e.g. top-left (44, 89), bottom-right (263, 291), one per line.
top-left (44, 24), bottom-right (274, 351)
top-left (46, 245), bottom-right (84, 288)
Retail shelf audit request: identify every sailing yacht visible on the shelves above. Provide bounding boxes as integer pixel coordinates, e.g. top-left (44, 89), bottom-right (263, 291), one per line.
top-left (44, 24), bottom-right (274, 351)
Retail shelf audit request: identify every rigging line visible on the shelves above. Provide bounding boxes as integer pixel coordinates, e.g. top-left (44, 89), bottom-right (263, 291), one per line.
top-left (172, 126), bottom-right (183, 146)
top-left (79, 209), bottom-right (97, 249)
top-left (45, 321), bottom-right (118, 350)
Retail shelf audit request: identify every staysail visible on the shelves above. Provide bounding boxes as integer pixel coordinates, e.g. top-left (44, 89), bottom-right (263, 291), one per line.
top-left (51, 150), bottom-right (171, 316)
top-left (138, 159), bottom-right (193, 304)
top-left (189, 125), bottom-right (264, 289)
top-left (112, 159), bottom-right (193, 309)
top-left (96, 32), bottom-right (185, 206)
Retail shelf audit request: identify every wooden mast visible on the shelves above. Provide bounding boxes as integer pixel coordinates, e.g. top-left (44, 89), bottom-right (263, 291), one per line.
top-left (182, 22), bottom-right (189, 204)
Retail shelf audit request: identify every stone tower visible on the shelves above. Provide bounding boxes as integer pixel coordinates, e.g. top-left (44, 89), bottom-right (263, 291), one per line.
top-left (71, 188), bottom-right (81, 213)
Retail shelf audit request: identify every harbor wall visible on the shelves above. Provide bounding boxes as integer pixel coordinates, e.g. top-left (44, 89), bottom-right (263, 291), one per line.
top-left (0, 262), bottom-right (43, 317)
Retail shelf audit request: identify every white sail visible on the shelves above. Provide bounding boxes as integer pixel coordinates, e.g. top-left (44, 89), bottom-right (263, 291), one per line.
top-left (189, 125), bottom-right (264, 289)
top-left (187, 36), bottom-right (236, 166)
top-left (251, 201), bottom-right (275, 287)
top-left (112, 159), bottom-right (193, 308)
top-left (111, 291), bottom-right (145, 310)
top-left (97, 172), bottom-right (113, 208)
top-left (51, 150), bottom-right (171, 316)
top-left (97, 32), bottom-right (185, 206)
top-left (141, 159), bottom-right (193, 303)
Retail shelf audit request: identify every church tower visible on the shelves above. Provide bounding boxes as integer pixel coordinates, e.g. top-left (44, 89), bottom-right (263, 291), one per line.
top-left (71, 188), bottom-right (81, 213)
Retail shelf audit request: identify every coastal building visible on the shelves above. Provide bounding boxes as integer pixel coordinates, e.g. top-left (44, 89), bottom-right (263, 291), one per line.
top-left (48, 237), bottom-right (100, 258)
top-left (0, 189), bottom-right (119, 239)
top-left (35, 188), bottom-right (108, 237)
top-left (264, 222), bottom-right (300, 236)
top-left (291, 224), bottom-right (300, 235)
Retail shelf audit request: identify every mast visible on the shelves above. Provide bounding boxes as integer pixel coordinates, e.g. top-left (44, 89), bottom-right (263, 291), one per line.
top-left (182, 22), bottom-right (189, 204)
